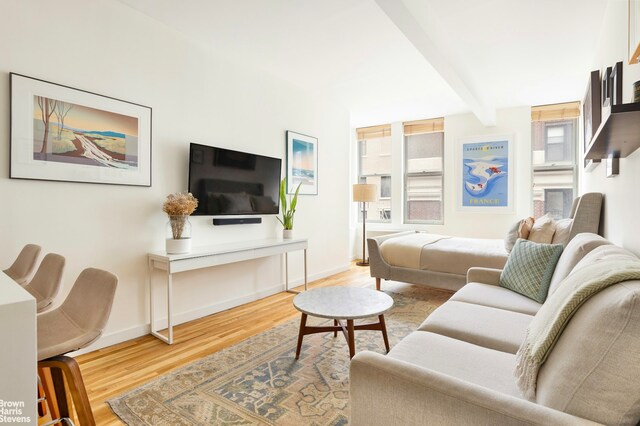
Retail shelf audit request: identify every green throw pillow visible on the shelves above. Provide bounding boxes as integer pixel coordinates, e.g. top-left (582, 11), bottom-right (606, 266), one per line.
top-left (499, 238), bottom-right (564, 303)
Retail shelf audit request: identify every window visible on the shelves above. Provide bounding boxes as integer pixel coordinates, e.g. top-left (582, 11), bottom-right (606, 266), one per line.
top-left (357, 124), bottom-right (392, 222)
top-left (403, 118), bottom-right (444, 223)
top-left (531, 102), bottom-right (579, 220)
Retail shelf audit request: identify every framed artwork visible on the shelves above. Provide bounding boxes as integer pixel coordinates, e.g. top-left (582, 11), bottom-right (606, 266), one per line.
top-left (583, 70), bottom-right (601, 152)
top-left (286, 130), bottom-right (318, 195)
top-left (457, 134), bottom-right (514, 213)
top-left (610, 61), bottom-right (624, 106)
top-left (630, 0), bottom-right (640, 64)
top-left (602, 66), bottom-right (612, 107)
top-left (10, 73), bottom-right (152, 186)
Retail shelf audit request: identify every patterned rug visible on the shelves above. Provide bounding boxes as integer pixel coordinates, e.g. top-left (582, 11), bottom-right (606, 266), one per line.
top-left (108, 284), bottom-right (450, 425)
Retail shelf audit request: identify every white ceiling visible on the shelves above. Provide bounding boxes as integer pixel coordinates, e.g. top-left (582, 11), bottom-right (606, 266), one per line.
top-left (118, 0), bottom-right (609, 127)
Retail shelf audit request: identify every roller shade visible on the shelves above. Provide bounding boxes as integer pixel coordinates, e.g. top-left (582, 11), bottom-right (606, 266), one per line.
top-left (531, 102), bottom-right (580, 122)
top-left (403, 118), bottom-right (444, 135)
top-left (356, 124), bottom-right (391, 140)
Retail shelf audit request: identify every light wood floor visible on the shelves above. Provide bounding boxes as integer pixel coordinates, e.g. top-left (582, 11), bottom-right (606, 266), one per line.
top-left (75, 263), bottom-right (391, 425)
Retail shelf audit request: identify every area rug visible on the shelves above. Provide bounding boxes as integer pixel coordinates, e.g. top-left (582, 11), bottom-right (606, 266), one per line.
top-left (108, 285), bottom-right (450, 425)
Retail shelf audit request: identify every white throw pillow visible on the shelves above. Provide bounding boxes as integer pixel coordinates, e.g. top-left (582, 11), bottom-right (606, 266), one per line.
top-left (551, 218), bottom-right (573, 246)
top-left (504, 219), bottom-right (521, 253)
top-left (528, 214), bottom-right (556, 244)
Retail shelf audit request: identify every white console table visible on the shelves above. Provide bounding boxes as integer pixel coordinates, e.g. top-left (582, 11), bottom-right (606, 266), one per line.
top-left (148, 237), bottom-right (308, 344)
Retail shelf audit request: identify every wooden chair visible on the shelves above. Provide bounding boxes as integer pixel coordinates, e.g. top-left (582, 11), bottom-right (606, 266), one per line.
top-left (37, 268), bottom-right (118, 425)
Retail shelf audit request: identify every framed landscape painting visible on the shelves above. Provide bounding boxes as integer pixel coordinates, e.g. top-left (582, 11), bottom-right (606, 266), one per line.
top-left (286, 130), bottom-right (318, 195)
top-left (10, 73), bottom-right (152, 186)
top-left (457, 134), bottom-right (514, 213)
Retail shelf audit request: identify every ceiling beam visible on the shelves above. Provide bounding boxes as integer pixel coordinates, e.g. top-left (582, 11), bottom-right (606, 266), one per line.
top-left (375, 0), bottom-right (496, 126)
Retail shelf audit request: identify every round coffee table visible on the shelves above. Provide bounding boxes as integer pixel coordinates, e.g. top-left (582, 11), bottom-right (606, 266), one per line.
top-left (293, 287), bottom-right (394, 359)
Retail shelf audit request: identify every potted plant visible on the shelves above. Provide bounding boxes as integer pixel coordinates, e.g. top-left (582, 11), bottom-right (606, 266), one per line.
top-left (163, 192), bottom-right (198, 254)
top-left (277, 178), bottom-right (301, 239)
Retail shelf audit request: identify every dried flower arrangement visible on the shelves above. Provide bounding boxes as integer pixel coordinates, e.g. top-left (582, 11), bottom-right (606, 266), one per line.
top-left (163, 192), bottom-right (198, 239)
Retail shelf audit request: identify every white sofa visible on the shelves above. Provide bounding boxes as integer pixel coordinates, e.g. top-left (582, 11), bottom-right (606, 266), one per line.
top-left (350, 233), bottom-right (640, 425)
top-left (367, 192), bottom-right (603, 292)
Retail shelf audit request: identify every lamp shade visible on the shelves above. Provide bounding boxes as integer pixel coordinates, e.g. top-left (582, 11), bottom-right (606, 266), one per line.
top-left (353, 183), bottom-right (378, 202)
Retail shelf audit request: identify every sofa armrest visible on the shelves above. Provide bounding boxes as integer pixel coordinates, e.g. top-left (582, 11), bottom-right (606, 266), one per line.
top-left (466, 267), bottom-right (503, 285)
top-left (367, 231), bottom-right (417, 280)
top-left (350, 351), bottom-right (600, 426)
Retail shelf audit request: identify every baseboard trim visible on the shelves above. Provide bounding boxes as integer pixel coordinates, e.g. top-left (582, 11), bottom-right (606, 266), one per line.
top-left (70, 263), bottom-right (350, 357)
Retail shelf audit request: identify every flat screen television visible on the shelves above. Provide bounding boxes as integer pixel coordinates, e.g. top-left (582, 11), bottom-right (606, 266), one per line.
top-left (188, 143), bottom-right (282, 216)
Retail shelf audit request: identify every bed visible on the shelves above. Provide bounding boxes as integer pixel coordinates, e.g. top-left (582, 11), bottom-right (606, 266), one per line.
top-left (367, 192), bottom-right (603, 292)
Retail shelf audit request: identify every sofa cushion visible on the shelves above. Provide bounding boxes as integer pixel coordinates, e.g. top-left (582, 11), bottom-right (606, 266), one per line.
top-left (528, 214), bottom-right (556, 244)
top-left (417, 301), bottom-right (533, 354)
top-left (388, 331), bottom-right (522, 398)
top-left (536, 281), bottom-right (640, 426)
top-left (420, 238), bottom-right (508, 276)
top-left (499, 239), bottom-right (563, 303)
top-left (451, 283), bottom-right (542, 315)
top-left (548, 233), bottom-right (611, 296)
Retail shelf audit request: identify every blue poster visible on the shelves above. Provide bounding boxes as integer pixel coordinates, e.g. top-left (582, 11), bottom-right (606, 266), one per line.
top-left (462, 140), bottom-right (509, 207)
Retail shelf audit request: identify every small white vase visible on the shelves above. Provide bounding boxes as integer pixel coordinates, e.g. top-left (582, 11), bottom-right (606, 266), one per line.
top-left (166, 238), bottom-right (192, 254)
top-left (283, 229), bottom-right (294, 239)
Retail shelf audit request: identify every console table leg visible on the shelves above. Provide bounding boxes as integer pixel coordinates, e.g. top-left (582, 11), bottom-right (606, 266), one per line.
top-left (285, 252), bottom-right (289, 292)
top-left (167, 272), bottom-right (173, 344)
top-left (304, 249), bottom-right (308, 291)
top-left (347, 319), bottom-right (356, 359)
top-left (149, 259), bottom-right (155, 337)
top-left (295, 313), bottom-right (307, 359)
top-left (379, 314), bottom-right (390, 353)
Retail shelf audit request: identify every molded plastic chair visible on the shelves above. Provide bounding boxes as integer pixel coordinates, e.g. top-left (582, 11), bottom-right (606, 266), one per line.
top-left (37, 268), bottom-right (118, 426)
top-left (3, 244), bottom-right (41, 285)
top-left (23, 253), bottom-right (65, 313)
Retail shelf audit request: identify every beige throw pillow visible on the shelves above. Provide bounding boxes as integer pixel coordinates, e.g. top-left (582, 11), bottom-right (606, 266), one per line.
top-left (551, 218), bottom-right (573, 246)
top-left (518, 217), bottom-right (535, 240)
top-left (528, 214), bottom-right (556, 244)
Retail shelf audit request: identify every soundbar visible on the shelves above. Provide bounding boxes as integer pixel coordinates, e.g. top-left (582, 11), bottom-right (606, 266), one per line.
top-left (212, 217), bottom-right (262, 226)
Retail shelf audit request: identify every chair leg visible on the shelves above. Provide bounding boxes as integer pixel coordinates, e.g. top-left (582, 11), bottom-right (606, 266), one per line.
top-left (38, 367), bottom-right (61, 420)
top-left (39, 356), bottom-right (95, 426)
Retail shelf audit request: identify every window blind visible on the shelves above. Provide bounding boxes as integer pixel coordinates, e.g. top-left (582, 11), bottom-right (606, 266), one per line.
top-left (531, 102), bottom-right (580, 122)
top-left (356, 124), bottom-right (391, 140)
top-left (403, 118), bottom-right (444, 135)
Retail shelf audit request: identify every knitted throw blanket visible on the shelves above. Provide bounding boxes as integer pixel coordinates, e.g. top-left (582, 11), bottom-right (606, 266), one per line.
top-left (514, 258), bottom-right (640, 400)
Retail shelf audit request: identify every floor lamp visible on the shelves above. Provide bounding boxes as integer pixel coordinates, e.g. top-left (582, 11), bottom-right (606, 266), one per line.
top-left (353, 183), bottom-right (378, 266)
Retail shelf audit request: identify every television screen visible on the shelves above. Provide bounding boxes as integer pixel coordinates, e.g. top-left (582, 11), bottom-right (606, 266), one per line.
top-left (188, 143), bottom-right (282, 216)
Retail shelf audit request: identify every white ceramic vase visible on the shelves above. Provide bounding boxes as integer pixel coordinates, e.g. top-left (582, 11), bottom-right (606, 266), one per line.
top-left (283, 229), bottom-right (294, 239)
top-left (166, 238), bottom-right (192, 254)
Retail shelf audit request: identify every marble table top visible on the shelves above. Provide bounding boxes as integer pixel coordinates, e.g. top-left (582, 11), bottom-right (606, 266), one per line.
top-left (293, 287), bottom-right (394, 319)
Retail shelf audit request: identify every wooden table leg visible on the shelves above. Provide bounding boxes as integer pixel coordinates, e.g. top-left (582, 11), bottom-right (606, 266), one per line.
top-left (295, 313), bottom-right (307, 360)
top-left (379, 314), bottom-right (390, 353)
top-left (333, 319), bottom-right (338, 337)
top-left (347, 319), bottom-right (356, 359)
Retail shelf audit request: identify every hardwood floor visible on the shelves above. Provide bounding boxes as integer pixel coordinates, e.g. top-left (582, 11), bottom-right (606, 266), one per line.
top-left (75, 263), bottom-right (389, 425)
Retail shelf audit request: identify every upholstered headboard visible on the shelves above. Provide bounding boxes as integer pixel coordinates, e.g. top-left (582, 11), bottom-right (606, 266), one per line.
top-left (568, 192), bottom-right (603, 239)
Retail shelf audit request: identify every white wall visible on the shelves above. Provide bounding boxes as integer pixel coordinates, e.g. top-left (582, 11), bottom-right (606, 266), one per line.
top-left (353, 106), bottom-right (532, 258)
top-left (582, 0), bottom-right (640, 255)
top-left (0, 0), bottom-right (351, 349)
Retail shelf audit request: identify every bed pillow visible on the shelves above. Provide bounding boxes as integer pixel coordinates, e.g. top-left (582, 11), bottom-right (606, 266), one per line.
top-left (499, 239), bottom-right (564, 303)
top-left (551, 218), bottom-right (573, 246)
top-left (518, 217), bottom-right (535, 239)
top-left (528, 214), bottom-right (556, 244)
